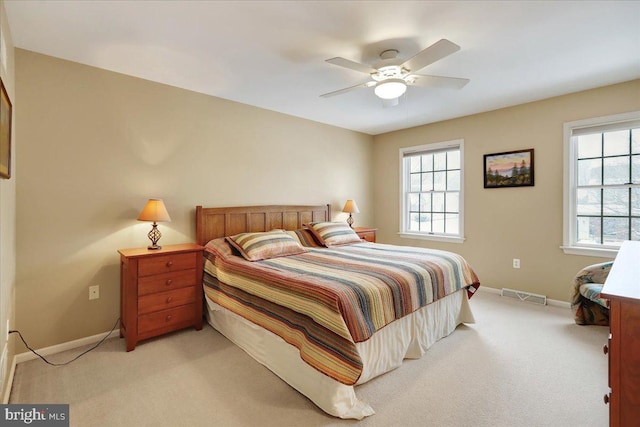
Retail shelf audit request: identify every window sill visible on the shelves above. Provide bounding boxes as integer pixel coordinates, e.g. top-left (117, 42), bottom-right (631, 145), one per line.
top-left (398, 232), bottom-right (465, 244)
top-left (560, 245), bottom-right (618, 258)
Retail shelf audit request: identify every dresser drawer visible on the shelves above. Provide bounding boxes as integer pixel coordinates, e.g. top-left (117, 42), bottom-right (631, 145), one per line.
top-left (138, 287), bottom-right (196, 315)
top-left (138, 252), bottom-right (197, 277)
top-left (138, 269), bottom-right (196, 296)
top-left (138, 304), bottom-right (196, 335)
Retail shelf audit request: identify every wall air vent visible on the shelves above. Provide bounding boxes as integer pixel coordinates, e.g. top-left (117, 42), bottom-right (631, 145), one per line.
top-left (501, 288), bottom-right (547, 305)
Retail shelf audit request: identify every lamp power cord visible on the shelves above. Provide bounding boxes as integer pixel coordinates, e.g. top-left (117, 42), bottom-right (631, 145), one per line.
top-left (8, 318), bottom-right (120, 366)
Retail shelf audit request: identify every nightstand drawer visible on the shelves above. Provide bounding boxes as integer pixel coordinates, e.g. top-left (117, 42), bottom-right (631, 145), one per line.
top-left (138, 287), bottom-right (196, 314)
top-left (138, 304), bottom-right (196, 335)
top-left (358, 231), bottom-right (375, 242)
top-left (354, 227), bottom-right (377, 243)
top-left (138, 269), bottom-right (196, 296)
top-left (138, 252), bottom-right (196, 277)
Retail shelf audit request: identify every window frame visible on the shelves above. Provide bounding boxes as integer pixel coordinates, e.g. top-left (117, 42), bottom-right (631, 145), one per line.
top-left (562, 111), bottom-right (640, 258)
top-left (398, 139), bottom-right (465, 243)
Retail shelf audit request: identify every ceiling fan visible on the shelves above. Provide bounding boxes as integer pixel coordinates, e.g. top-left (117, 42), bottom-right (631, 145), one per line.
top-left (320, 39), bottom-right (469, 105)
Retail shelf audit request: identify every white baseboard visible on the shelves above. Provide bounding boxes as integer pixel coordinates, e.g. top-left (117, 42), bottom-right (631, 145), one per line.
top-left (478, 286), bottom-right (501, 295)
top-left (2, 356), bottom-right (16, 404)
top-left (14, 329), bottom-right (120, 364)
top-left (478, 286), bottom-right (570, 309)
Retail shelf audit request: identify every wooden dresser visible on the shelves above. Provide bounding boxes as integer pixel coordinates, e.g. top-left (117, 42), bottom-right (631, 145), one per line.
top-left (118, 243), bottom-right (204, 351)
top-left (354, 227), bottom-right (377, 243)
top-left (600, 241), bottom-right (640, 426)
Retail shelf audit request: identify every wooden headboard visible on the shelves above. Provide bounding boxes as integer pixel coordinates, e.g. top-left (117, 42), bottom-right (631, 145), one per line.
top-left (195, 204), bottom-right (331, 245)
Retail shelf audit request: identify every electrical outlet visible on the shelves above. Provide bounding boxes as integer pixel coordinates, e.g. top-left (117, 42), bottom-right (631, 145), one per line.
top-left (513, 258), bottom-right (521, 269)
top-left (89, 285), bottom-right (100, 300)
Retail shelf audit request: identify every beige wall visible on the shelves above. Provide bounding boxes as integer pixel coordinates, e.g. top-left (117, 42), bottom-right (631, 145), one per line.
top-left (373, 79), bottom-right (640, 302)
top-left (10, 44), bottom-right (640, 353)
top-left (0, 0), bottom-right (16, 401)
top-left (15, 49), bottom-right (373, 349)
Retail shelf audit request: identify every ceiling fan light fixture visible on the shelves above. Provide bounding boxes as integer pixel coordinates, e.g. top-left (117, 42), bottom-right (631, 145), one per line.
top-left (374, 78), bottom-right (407, 100)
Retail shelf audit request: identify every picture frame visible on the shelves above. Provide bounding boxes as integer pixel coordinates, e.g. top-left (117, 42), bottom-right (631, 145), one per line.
top-left (484, 149), bottom-right (534, 188)
top-left (0, 77), bottom-right (12, 179)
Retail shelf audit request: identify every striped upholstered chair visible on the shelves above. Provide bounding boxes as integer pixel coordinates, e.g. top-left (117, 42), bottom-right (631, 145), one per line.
top-left (570, 262), bottom-right (613, 326)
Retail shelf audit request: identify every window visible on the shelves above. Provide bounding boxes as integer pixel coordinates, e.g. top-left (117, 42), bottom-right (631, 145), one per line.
top-left (563, 111), bottom-right (640, 257)
top-left (399, 140), bottom-right (464, 243)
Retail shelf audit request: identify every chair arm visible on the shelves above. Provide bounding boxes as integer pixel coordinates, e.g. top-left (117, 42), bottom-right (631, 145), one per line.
top-left (570, 261), bottom-right (613, 307)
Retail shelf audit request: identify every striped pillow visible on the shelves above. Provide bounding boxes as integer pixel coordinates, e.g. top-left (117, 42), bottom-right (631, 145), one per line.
top-left (227, 230), bottom-right (306, 261)
top-left (286, 229), bottom-right (324, 248)
top-left (307, 221), bottom-right (363, 246)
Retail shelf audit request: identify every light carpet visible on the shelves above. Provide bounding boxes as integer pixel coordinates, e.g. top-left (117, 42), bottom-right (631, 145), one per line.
top-left (9, 290), bottom-right (609, 426)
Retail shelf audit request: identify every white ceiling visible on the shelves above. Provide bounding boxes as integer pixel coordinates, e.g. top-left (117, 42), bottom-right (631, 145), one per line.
top-left (4, 1), bottom-right (640, 135)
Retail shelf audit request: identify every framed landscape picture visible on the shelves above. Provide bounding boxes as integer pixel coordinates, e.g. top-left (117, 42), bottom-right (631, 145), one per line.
top-left (484, 149), bottom-right (534, 188)
top-left (0, 77), bottom-right (12, 179)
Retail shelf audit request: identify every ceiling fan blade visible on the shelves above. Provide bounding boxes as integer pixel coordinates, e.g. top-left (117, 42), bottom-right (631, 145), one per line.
top-left (320, 81), bottom-right (375, 98)
top-left (401, 39), bottom-right (461, 73)
top-left (408, 74), bottom-right (470, 89)
top-left (325, 57), bottom-right (377, 74)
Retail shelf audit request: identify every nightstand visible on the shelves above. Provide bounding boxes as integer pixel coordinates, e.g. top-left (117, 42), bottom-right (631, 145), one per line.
top-left (354, 227), bottom-right (377, 243)
top-left (118, 243), bottom-right (204, 351)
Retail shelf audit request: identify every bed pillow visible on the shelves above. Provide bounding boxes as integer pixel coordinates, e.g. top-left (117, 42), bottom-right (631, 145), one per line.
top-left (286, 229), bottom-right (324, 248)
top-left (226, 230), bottom-right (306, 261)
top-left (307, 221), bottom-right (363, 246)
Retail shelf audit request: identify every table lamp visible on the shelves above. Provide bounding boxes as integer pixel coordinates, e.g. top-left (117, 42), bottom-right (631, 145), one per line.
top-left (137, 199), bottom-right (171, 249)
top-left (342, 199), bottom-right (360, 228)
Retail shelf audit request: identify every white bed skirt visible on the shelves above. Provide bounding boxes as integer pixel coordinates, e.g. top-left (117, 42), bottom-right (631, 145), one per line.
top-left (204, 289), bottom-right (475, 420)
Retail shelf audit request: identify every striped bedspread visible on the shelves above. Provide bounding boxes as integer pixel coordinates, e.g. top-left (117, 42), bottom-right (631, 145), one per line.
top-left (203, 238), bottom-right (480, 385)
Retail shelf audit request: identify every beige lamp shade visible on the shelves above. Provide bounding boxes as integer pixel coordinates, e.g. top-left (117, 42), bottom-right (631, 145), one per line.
top-left (137, 199), bottom-right (171, 223)
top-left (342, 200), bottom-right (360, 214)
top-left (342, 200), bottom-right (359, 228)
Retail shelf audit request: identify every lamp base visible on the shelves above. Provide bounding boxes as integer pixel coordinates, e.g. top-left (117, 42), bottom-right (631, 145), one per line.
top-left (347, 214), bottom-right (354, 228)
top-left (147, 223), bottom-right (163, 250)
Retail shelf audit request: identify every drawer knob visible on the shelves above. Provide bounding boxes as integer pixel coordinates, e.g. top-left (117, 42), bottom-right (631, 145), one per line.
top-left (166, 297), bottom-right (173, 303)
top-left (166, 260), bottom-right (174, 267)
top-left (603, 344), bottom-right (608, 355)
top-left (604, 394), bottom-right (609, 405)
top-left (166, 315), bottom-right (172, 322)
top-left (165, 279), bottom-right (172, 286)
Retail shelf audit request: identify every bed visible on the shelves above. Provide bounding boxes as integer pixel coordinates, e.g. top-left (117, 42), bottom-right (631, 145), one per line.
top-left (195, 204), bottom-right (480, 419)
